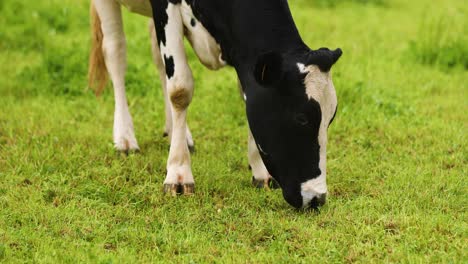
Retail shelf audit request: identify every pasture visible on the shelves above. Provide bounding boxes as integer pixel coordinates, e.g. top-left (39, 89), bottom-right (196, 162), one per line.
top-left (0, 0), bottom-right (466, 262)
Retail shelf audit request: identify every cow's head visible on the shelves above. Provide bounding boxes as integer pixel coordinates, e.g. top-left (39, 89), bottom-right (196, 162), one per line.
top-left (245, 47), bottom-right (342, 209)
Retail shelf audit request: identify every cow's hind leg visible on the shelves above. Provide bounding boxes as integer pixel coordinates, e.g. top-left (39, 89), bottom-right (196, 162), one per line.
top-left (94, 0), bottom-right (139, 152)
top-left (151, 2), bottom-right (194, 195)
top-left (149, 19), bottom-right (194, 152)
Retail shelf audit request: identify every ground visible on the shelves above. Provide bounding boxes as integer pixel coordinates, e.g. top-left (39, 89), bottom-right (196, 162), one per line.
top-left (0, 0), bottom-right (467, 262)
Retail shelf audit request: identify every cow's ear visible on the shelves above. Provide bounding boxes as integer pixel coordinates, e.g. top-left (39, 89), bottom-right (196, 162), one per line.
top-left (308, 48), bottom-right (343, 72)
top-left (254, 52), bottom-right (283, 86)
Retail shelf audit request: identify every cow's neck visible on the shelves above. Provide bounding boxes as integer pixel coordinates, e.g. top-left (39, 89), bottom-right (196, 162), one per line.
top-left (228, 1), bottom-right (305, 64)
top-left (223, 0), bottom-right (307, 93)
top-left (190, 0), bottom-right (305, 64)
top-left (188, 0), bottom-right (308, 92)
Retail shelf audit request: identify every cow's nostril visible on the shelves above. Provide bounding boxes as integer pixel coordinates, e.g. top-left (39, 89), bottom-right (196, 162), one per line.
top-left (309, 193), bottom-right (327, 209)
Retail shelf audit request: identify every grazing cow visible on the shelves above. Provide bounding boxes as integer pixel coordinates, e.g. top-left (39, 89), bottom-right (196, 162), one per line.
top-left (88, 0), bottom-right (342, 209)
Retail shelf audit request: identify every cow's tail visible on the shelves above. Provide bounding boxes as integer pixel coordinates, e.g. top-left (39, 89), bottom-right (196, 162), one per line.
top-left (88, 0), bottom-right (108, 96)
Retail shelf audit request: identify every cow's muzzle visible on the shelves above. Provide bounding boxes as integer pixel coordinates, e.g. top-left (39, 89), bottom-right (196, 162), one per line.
top-left (306, 193), bottom-right (327, 209)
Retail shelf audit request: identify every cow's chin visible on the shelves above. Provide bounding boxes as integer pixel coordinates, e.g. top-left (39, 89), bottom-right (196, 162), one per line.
top-left (264, 161), bottom-right (326, 209)
top-left (300, 175), bottom-right (327, 209)
top-left (256, 149), bottom-right (326, 209)
top-left (274, 179), bottom-right (325, 209)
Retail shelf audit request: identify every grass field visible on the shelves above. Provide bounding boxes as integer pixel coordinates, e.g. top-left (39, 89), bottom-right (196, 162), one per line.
top-left (0, 0), bottom-right (467, 262)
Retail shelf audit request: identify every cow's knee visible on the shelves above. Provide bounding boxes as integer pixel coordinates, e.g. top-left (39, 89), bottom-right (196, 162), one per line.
top-left (169, 86), bottom-right (192, 111)
top-left (167, 67), bottom-right (193, 111)
top-left (103, 36), bottom-right (125, 58)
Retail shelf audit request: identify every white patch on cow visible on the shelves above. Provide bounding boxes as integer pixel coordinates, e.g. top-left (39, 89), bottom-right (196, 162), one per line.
top-left (297, 63), bottom-right (308, 74)
top-left (180, 1), bottom-right (226, 70)
top-left (243, 93), bottom-right (247, 101)
top-left (298, 64), bottom-right (338, 206)
top-left (302, 65), bottom-right (332, 104)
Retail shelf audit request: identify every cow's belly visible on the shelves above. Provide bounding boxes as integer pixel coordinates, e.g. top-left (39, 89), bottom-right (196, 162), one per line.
top-left (180, 2), bottom-right (226, 70)
top-left (116, 0), bottom-right (152, 17)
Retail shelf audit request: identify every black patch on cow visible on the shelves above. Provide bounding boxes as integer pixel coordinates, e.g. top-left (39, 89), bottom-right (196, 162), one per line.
top-left (150, 0), bottom-right (169, 47)
top-left (190, 18), bottom-right (196, 27)
top-left (164, 55), bottom-right (175, 79)
top-left (151, 0), bottom-right (185, 47)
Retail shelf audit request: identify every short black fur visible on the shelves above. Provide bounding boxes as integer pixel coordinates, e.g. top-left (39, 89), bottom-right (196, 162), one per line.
top-left (163, 55), bottom-right (175, 79)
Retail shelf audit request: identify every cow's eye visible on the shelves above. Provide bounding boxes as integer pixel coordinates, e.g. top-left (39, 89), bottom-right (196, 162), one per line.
top-left (294, 113), bottom-right (308, 125)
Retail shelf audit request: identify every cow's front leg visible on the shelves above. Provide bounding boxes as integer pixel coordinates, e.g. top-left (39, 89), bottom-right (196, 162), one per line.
top-left (152, 2), bottom-right (194, 195)
top-left (164, 80), bottom-right (194, 195)
top-left (149, 20), bottom-right (195, 152)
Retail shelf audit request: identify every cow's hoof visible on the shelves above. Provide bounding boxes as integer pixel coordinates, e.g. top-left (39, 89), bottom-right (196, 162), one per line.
top-left (182, 183), bottom-right (195, 195)
top-left (114, 138), bottom-right (140, 155)
top-left (115, 146), bottom-right (140, 156)
top-left (252, 176), bottom-right (280, 189)
top-left (163, 184), bottom-right (180, 196)
top-left (163, 183), bottom-right (195, 196)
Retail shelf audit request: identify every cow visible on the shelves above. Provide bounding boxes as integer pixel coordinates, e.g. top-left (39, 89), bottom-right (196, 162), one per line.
top-left (88, 0), bottom-right (342, 209)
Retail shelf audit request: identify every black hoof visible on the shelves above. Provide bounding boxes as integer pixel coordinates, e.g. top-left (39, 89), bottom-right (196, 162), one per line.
top-left (163, 183), bottom-right (195, 196)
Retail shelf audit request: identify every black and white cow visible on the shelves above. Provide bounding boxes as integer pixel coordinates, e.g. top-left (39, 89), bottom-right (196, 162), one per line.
top-left (88, 0), bottom-right (342, 208)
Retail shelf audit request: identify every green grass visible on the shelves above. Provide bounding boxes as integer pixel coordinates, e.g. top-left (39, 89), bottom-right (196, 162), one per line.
top-left (0, 0), bottom-right (467, 262)
top-left (409, 6), bottom-right (468, 70)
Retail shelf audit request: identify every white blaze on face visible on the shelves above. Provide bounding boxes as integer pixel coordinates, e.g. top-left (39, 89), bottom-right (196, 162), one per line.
top-left (297, 63), bottom-right (337, 207)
